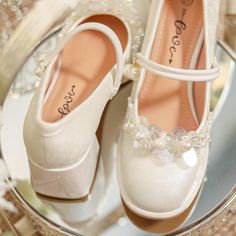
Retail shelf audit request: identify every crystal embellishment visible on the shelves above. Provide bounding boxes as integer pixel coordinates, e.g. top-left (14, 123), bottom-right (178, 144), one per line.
top-left (123, 97), bottom-right (213, 166)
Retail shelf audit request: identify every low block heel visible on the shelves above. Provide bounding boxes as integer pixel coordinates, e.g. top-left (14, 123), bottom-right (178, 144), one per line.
top-left (28, 138), bottom-right (100, 200)
top-left (39, 156), bottom-right (105, 223)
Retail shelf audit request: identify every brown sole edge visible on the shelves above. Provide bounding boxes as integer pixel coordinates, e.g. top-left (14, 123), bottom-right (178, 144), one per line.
top-left (122, 183), bottom-right (204, 235)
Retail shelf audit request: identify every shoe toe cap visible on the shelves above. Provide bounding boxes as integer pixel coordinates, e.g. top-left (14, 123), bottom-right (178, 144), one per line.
top-left (117, 131), bottom-right (208, 217)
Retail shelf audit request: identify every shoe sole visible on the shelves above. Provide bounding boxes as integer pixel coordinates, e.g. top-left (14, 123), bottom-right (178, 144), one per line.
top-left (35, 152), bottom-right (105, 223)
top-left (122, 182), bottom-right (204, 234)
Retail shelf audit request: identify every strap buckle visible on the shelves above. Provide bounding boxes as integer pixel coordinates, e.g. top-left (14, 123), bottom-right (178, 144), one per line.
top-left (123, 56), bottom-right (141, 81)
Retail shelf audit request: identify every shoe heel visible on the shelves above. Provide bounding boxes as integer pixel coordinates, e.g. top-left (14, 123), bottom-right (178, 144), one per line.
top-left (39, 157), bottom-right (105, 223)
top-left (28, 138), bottom-right (100, 200)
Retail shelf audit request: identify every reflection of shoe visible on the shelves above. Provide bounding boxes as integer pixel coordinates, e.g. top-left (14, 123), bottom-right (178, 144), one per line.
top-left (117, 0), bottom-right (220, 219)
top-left (124, 183), bottom-right (204, 234)
top-left (23, 18), bottom-right (129, 202)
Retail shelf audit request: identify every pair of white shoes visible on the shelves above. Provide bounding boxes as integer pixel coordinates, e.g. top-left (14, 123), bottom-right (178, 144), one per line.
top-left (23, 0), bottom-right (220, 220)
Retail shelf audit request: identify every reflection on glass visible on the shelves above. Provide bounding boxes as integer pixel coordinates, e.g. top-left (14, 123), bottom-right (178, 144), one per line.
top-left (8, 33), bottom-right (58, 98)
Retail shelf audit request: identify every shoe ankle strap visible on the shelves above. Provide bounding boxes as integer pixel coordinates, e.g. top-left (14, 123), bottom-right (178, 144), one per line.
top-left (135, 53), bottom-right (220, 82)
top-left (37, 22), bottom-right (124, 99)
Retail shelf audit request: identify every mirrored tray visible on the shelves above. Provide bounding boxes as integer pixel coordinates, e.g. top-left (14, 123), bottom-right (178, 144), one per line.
top-left (0, 39), bottom-right (236, 235)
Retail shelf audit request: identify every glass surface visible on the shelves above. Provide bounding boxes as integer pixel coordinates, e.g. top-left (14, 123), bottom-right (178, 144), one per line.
top-left (7, 31), bottom-right (58, 98)
top-left (0, 41), bottom-right (236, 236)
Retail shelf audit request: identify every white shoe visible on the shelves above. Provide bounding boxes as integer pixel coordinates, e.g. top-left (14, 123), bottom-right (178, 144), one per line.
top-left (23, 19), bottom-right (129, 201)
top-left (117, 0), bottom-right (220, 219)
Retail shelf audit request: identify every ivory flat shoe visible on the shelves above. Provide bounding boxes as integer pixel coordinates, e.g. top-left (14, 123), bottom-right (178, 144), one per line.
top-left (23, 20), bottom-right (128, 202)
top-left (117, 0), bottom-right (220, 219)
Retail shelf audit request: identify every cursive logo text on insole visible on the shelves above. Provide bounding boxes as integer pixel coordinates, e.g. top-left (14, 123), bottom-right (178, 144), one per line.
top-left (58, 85), bottom-right (76, 118)
top-left (168, 1), bottom-right (193, 64)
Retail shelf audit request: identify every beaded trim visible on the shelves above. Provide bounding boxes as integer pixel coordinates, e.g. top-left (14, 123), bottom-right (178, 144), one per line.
top-left (123, 97), bottom-right (213, 165)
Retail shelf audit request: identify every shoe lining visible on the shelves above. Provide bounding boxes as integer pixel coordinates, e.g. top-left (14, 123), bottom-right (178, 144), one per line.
top-left (42, 15), bottom-right (128, 122)
top-left (139, 0), bottom-right (205, 132)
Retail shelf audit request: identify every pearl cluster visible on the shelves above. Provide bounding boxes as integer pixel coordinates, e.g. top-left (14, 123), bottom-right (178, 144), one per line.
top-left (123, 63), bottom-right (141, 81)
top-left (123, 97), bottom-right (213, 165)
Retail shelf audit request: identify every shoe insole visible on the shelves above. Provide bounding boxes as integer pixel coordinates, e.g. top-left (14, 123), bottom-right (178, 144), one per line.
top-left (139, 0), bottom-right (205, 132)
top-left (42, 15), bottom-right (128, 122)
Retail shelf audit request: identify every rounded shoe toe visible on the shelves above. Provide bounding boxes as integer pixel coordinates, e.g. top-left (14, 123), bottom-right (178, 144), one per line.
top-left (117, 130), bottom-right (208, 218)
